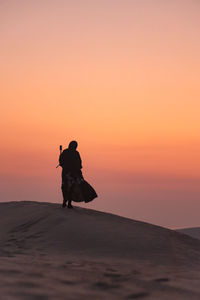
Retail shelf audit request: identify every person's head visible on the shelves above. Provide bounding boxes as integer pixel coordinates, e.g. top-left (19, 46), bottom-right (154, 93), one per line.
top-left (68, 140), bottom-right (78, 150)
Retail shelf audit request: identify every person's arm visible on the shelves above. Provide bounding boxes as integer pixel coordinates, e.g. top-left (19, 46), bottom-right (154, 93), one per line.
top-left (59, 152), bottom-right (64, 167)
top-left (77, 151), bottom-right (82, 169)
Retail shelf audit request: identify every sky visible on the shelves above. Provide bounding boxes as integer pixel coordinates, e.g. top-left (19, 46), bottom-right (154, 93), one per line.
top-left (1, 0), bottom-right (200, 228)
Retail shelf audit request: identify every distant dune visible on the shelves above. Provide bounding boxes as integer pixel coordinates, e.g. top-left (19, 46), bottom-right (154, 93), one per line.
top-left (0, 201), bottom-right (200, 299)
top-left (177, 227), bottom-right (200, 240)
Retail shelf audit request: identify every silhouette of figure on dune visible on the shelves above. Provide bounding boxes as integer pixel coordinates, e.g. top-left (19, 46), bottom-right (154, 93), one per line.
top-left (59, 140), bottom-right (97, 208)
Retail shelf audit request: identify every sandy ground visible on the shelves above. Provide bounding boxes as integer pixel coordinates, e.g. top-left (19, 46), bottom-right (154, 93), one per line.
top-left (177, 227), bottom-right (200, 240)
top-left (0, 201), bottom-right (200, 300)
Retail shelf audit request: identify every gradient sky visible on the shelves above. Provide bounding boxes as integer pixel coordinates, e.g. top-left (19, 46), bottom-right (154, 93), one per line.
top-left (1, 0), bottom-right (200, 228)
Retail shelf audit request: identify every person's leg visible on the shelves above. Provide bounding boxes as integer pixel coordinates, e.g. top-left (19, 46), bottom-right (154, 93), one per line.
top-left (61, 185), bottom-right (68, 207)
top-left (62, 182), bottom-right (73, 208)
top-left (61, 170), bottom-right (67, 207)
top-left (67, 199), bottom-right (73, 208)
top-left (67, 176), bottom-right (75, 208)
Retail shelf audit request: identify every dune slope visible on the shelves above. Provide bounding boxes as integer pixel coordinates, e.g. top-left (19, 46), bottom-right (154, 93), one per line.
top-left (0, 201), bottom-right (200, 300)
top-left (177, 227), bottom-right (200, 240)
top-left (0, 201), bottom-right (200, 265)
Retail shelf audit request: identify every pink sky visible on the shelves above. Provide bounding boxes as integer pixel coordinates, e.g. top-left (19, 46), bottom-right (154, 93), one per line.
top-left (1, 0), bottom-right (200, 228)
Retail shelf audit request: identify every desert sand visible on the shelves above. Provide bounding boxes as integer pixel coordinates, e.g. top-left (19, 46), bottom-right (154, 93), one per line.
top-left (177, 228), bottom-right (200, 241)
top-left (0, 201), bottom-right (200, 300)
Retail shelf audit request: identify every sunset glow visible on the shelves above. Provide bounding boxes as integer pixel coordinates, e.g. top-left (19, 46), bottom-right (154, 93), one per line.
top-left (1, 0), bottom-right (200, 228)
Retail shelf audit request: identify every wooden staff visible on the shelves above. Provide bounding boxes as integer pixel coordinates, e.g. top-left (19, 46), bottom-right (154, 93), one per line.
top-left (56, 145), bottom-right (63, 168)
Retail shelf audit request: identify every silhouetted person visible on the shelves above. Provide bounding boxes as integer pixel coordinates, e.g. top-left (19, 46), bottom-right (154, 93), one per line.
top-left (59, 140), bottom-right (83, 208)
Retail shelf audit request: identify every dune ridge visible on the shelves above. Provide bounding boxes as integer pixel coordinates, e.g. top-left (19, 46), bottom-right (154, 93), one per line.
top-left (0, 201), bottom-right (200, 264)
top-left (177, 227), bottom-right (200, 240)
top-left (0, 201), bottom-right (200, 300)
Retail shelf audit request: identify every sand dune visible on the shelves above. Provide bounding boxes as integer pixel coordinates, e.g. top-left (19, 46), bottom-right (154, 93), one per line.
top-left (177, 227), bottom-right (200, 240)
top-left (0, 201), bottom-right (200, 299)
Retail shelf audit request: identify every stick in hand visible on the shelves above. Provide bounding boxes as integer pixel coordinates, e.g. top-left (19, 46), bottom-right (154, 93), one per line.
top-left (56, 145), bottom-right (63, 168)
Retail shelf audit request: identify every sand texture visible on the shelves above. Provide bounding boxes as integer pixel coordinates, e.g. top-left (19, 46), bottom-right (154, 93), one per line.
top-left (0, 201), bottom-right (200, 299)
top-left (177, 228), bottom-right (200, 240)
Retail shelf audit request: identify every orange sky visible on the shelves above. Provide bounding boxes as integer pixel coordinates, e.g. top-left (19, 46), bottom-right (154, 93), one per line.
top-left (1, 0), bottom-right (200, 228)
